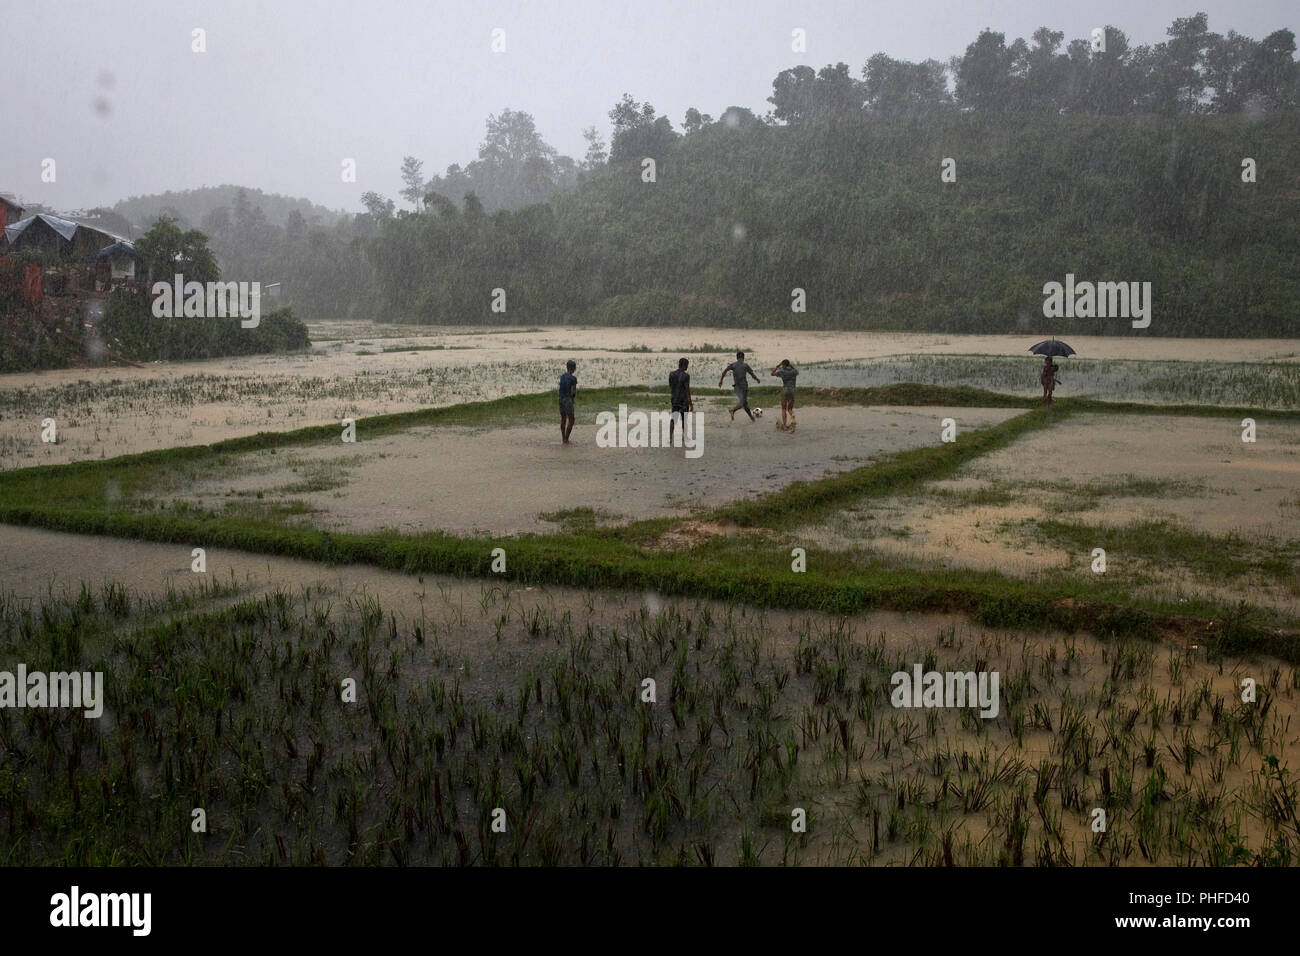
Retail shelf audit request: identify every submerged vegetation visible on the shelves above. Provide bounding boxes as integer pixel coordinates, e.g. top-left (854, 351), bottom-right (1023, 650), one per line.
top-left (2, 579), bottom-right (1297, 865)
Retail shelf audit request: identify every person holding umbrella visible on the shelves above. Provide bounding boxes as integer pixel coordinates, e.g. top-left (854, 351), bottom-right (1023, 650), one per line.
top-left (1029, 339), bottom-right (1075, 406)
top-left (1040, 357), bottom-right (1059, 405)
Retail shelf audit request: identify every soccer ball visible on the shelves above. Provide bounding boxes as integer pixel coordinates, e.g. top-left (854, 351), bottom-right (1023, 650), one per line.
top-left (753, 407), bottom-right (763, 418)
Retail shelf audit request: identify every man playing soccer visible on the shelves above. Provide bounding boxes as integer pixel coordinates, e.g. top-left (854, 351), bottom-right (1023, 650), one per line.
top-left (719, 350), bottom-right (760, 421)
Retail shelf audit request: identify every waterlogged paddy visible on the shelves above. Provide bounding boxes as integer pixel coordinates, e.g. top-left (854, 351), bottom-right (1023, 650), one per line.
top-left (144, 403), bottom-right (1023, 536)
top-left (2, 322), bottom-right (1294, 470)
top-left (813, 354), bottom-right (1300, 409)
top-left (801, 413), bottom-right (1300, 614)
top-left (3, 527), bottom-right (1298, 865)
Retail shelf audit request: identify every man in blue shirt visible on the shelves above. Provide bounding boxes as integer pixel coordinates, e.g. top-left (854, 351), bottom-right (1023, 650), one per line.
top-left (558, 359), bottom-right (578, 443)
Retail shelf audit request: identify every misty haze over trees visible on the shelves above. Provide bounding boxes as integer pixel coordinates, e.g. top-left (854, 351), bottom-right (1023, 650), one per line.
top-left (86, 14), bottom-right (1300, 335)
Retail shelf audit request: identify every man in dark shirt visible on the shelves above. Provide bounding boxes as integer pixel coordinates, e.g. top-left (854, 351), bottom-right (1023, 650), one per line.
top-left (668, 357), bottom-right (692, 445)
top-left (719, 350), bottom-right (760, 421)
top-left (558, 359), bottom-right (578, 443)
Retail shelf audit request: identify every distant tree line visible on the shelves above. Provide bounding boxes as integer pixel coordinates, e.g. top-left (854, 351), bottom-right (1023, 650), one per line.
top-left (420, 110), bottom-right (583, 213)
top-left (768, 15), bottom-right (1298, 122)
top-left (113, 186), bottom-right (342, 235)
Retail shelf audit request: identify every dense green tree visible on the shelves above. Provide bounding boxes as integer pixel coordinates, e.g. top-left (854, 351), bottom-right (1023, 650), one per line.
top-left (607, 94), bottom-right (678, 162)
top-left (862, 54), bottom-right (952, 117)
top-left (955, 31), bottom-right (1024, 112)
top-left (768, 65), bottom-right (817, 123)
top-left (1023, 28), bottom-right (1068, 112)
top-left (423, 109), bottom-right (577, 211)
top-left (134, 216), bottom-right (220, 285)
top-left (768, 63), bottom-right (863, 122)
top-left (285, 209), bottom-right (306, 242)
top-left (361, 192), bottom-right (395, 220)
top-left (1142, 14), bottom-right (1216, 115)
top-left (1246, 29), bottom-right (1299, 109)
top-left (400, 156), bottom-right (426, 211)
top-left (581, 126), bottom-right (608, 169)
top-left (682, 107), bottom-right (713, 134)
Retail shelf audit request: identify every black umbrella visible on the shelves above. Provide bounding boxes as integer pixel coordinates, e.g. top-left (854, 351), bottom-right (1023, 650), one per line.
top-left (1029, 339), bottom-right (1076, 357)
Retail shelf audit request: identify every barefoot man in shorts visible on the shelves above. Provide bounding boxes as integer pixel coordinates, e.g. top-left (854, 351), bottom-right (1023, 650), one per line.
top-left (771, 359), bottom-right (798, 431)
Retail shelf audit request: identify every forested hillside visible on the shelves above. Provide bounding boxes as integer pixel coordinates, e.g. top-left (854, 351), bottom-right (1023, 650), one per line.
top-left (112, 186), bottom-right (345, 236)
top-left (363, 15), bottom-right (1300, 336)
top-left (366, 109), bottom-right (1298, 336)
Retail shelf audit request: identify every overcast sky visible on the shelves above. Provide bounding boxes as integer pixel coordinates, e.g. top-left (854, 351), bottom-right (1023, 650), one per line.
top-left (3, 0), bottom-right (1294, 214)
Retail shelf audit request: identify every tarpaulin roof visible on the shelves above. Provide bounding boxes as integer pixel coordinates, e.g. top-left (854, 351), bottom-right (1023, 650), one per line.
top-left (4, 213), bottom-right (130, 247)
top-left (86, 239), bottom-right (139, 260)
top-left (5, 213), bottom-right (80, 243)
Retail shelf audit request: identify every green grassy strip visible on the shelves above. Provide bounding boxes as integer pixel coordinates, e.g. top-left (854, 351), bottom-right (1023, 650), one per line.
top-left (0, 502), bottom-right (1293, 660)
top-left (735, 383), bottom-right (1040, 408)
top-left (715, 403), bottom-right (1067, 528)
top-left (1027, 518), bottom-right (1300, 581)
top-left (1060, 397), bottom-right (1299, 421)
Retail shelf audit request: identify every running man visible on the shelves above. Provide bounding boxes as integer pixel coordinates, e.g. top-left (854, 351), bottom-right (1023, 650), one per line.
top-left (719, 350), bottom-right (760, 421)
top-left (1040, 357), bottom-right (1058, 406)
top-left (558, 359), bottom-right (578, 443)
top-left (771, 359), bottom-right (798, 431)
top-left (668, 357), bottom-right (693, 445)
